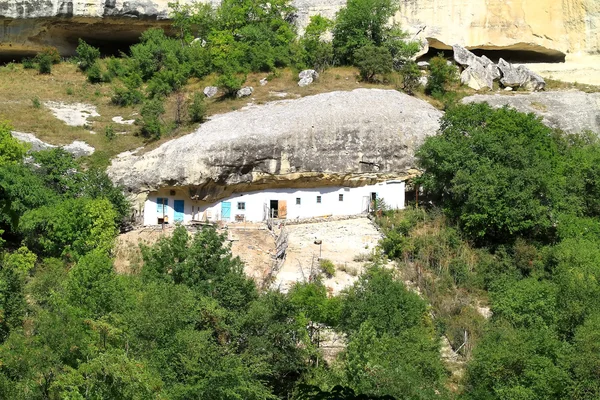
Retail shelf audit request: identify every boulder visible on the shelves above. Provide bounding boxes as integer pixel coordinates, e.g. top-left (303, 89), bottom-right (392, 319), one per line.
top-left (203, 86), bottom-right (218, 98)
top-left (260, 78), bottom-right (268, 86)
top-left (460, 63), bottom-right (493, 90)
top-left (107, 89), bottom-right (443, 201)
top-left (298, 69), bottom-right (319, 86)
top-left (419, 76), bottom-right (429, 87)
top-left (452, 44), bottom-right (480, 67)
top-left (498, 58), bottom-right (545, 91)
top-left (236, 86), bottom-right (254, 98)
top-left (417, 61), bottom-right (430, 69)
top-left (62, 140), bottom-right (95, 157)
top-left (462, 90), bottom-right (600, 134)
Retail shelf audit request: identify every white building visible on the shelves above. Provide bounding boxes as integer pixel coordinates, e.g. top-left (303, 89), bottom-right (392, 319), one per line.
top-left (143, 181), bottom-right (406, 226)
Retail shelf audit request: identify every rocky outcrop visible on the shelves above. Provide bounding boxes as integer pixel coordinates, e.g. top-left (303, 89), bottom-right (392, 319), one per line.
top-left (1, 0), bottom-right (598, 60)
top-left (107, 89), bottom-right (443, 200)
top-left (454, 46), bottom-right (545, 91)
top-left (11, 131), bottom-right (95, 157)
top-left (462, 91), bottom-right (600, 134)
top-left (298, 69), bottom-right (319, 87)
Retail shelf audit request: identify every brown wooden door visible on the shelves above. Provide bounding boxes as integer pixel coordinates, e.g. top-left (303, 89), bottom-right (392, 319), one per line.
top-left (278, 200), bottom-right (287, 219)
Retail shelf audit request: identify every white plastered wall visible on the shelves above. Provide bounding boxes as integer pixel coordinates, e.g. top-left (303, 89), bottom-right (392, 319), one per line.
top-left (143, 181), bottom-right (405, 225)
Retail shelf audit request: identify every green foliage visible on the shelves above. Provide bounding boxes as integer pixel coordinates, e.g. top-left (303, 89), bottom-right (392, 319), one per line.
top-left (188, 92), bottom-right (207, 123)
top-left (35, 53), bottom-right (53, 74)
top-left (21, 57), bottom-right (35, 69)
top-left (417, 103), bottom-right (567, 243)
top-left (339, 266), bottom-right (429, 337)
top-left (301, 15), bottom-right (334, 71)
top-left (216, 71), bottom-right (246, 96)
top-left (19, 197), bottom-right (118, 259)
top-left (137, 98), bottom-right (167, 139)
top-left (66, 251), bottom-right (122, 317)
top-left (31, 96), bottom-right (41, 108)
top-left (400, 60), bottom-right (421, 94)
top-left (111, 73), bottom-right (144, 106)
top-left (105, 124), bottom-right (116, 140)
top-left (425, 55), bottom-right (457, 97)
top-left (319, 258), bottom-right (336, 278)
top-left (75, 39), bottom-right (101, 71)
top-left (39, 46), bottom-right (61, 64)
top-left (0, 121), bottom-right (28, 166)
top-left (353, 45), bottom-right (393, 82)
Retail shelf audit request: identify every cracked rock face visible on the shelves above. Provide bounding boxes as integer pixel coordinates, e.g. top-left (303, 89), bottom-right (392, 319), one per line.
top-left (462, 90), bottom-right (600, 135)
top-left (107, 89), bottom-right (443, 200)
top-left (1, 0), bottom-right (598, 59)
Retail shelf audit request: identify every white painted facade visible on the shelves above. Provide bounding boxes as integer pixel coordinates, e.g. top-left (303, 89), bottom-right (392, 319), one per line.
top-left (143, 181), bottom-right (406, 226)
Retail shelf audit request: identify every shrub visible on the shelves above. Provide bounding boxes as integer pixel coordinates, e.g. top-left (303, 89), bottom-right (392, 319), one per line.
top-left (426, 54), bottom-right (458, 96)
top-left (86, 62), bottom-right (103, 83)
top-left (137, 99), bottom-right (166, 140)
top-left (106, 57), bottom-right (126, 78)
top-left (31, 97), bottom-right (41, 109)
top-left (353, 45), bottom-right (393, 82)
top-left (22, 58), bottom-right (35, 69)
top-left (76, 39), bottom-right (100, 71)
top-left (319, 259), bottom-right (336, 278)
top-left (111, 73), bottom-right (143, 106)
top-left (188, 93), bottom-right (207, 123)
top-left (36, 53), bottom-right (53, 74)
top-left (216, 72), bottom-right (246, 97)
top-left (104, 125), bottom-right (116, 141)
top-left (401, 60), bottom-right (421, 95)
top-left (39, 47), bottom-right (61, 64)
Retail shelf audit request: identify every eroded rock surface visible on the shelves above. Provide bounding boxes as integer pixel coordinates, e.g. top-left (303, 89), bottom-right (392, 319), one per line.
top-left (1, 0), bottom-right (598, 61)
top-left (107, 89), bottom-right (443, 199)
top-left (11, 131), bottom-right (95, 157)
top-left (462, 91), bottom-right (600, 134)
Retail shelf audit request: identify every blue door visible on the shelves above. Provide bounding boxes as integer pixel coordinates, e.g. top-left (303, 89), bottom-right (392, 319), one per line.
top-left (221, 202), bottom-right (231, 220)
top-left (174, 200), bottom-right (185, 223)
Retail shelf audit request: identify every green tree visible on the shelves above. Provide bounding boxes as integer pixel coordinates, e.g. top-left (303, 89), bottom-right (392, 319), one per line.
top-left (353, 45), bottom-right (393, 82)
top-left (425, 54), bottom-right (457, 96)
top-left (301, 15), bottom-right (334, 71)
top-left (76, 39), bottom-right (101, 71)
top-left (417, 103), bottom-right (566, 243)
top-left (138, 98), bottom-right (167, 139)
top-left (0, 121), bottom-right (28, 166)
top-left (401, 60), bottom-right (421, 94)
top-left (188, 92), bottom-right (207, 123)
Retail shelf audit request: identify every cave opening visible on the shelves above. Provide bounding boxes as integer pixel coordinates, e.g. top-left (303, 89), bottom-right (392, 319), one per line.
top-left (418, 45), bottom-right (566, 64)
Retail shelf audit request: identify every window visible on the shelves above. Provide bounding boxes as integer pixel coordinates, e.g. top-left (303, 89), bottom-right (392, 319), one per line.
top-left (238, 202), bottom-right (246, 210)
top-left (339, 194), bottom-right (344, 201)
top-left (316, 195), bottom-right (322, 204)
top-left (296, 197), bottom-right (301, 205)
top-left (156, 198), bottom-right (168, 214)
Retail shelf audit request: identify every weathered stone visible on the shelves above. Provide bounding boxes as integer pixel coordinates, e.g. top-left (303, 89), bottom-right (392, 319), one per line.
top-left (462, 90), bottom-right (600, 134)
top-left (236, 86), bottom-right (254, 98)
top-left (504, 87), bottom-right (513, 91)
top-left (260, 78), bottom-right (268, 86)
top-left (44, 101), bottom-right (99, 127)
top-left (298, 76), bottom-right (313, 87)
top-left (418, 76), bottom-right (428, 87)
top-left (452, 44), bottom-right (479, 67)
top-left (497, 58), bottom-right (545, 91)
top-left (107, 89), bottom-right (443, 201)
top-left (11, 131), bottom-right (95, 157)
top-left (298, 69), bottom-right (319, 80)
top-left (203, 86), bottom-right (218, 98)
top-left (417, 61), bottom-right (430, 69)
top-left (460, 63), bottom-right (493, 90)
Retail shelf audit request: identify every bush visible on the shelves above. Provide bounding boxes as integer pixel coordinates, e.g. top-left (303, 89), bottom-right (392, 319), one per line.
top-left (216, 72), bottom-right (246, 97)
top-left (22, 58), bottom-right (35, 69)
top-left (353, 45), bottom-right (393, 82)
top-left (76, 39), bottom-right (100, 71)
top-left (104, 125), bottom-right (116, 141)
top-left (31, 97), bottom-right (41, 109)
top-left (39, 47), bottom-right (61, 64)
top-left (106, 57), bottom-right (126, 78)
top-left (188, 93), bottom-right (207, 123)
top-left (319, 259), bottom-right (336, 278)
top-left (36, 53), bottom-right (53, 74)
top-left (137, 99), bottom-right (166, 140)
top-left (111, 73), bottom-right (143, 106)
top-left (86, 62), bottom-right (103, 83)
top-left (426, 54), bottom-right (457, 96)
top-left (401, 60), bottom-right (421, 95)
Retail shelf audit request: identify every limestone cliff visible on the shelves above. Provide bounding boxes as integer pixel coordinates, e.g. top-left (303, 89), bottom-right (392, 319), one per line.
top-left (1, 0), bottom-right (598, 59)
top-left (107, 89), bottom-right (442, 199)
